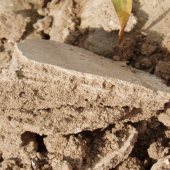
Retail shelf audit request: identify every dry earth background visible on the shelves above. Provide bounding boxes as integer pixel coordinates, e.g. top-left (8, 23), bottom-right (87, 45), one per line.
top-left (0, 0), bottom-right (170, 170)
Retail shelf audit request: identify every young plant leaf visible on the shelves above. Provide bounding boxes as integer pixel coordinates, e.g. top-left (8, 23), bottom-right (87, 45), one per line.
top-left (111, 0), bottom-right (132, 45)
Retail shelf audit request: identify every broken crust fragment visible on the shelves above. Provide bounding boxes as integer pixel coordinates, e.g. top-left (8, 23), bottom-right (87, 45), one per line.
top-left (33, 16), bottom-right (52, 33)
top-left (44, 125), bottom-right (137, 170)
top-left (0, 11), bottom-right (30, 43)
top-left (154, 61), bottom-right (170, 80)
top-left (158, 103), bottom-right (170, 127)
top-left (151, 155), bottom-right (170, 170)
top-left (1, 38), bottom-right (170, 136)
top-left (148, 142), bottom-right (169, 160)
top-left (89, 126), bottom-right (138, 170)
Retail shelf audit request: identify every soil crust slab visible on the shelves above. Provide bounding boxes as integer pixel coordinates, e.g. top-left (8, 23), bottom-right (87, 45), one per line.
top-left (0, 38), bottom-right (170, 135)
top-left (0, 38), bottom-right (170, 169)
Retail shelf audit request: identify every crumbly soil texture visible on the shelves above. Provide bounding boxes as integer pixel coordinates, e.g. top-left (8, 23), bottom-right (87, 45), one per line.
top-left (0, 0), bottom-right (170, 170)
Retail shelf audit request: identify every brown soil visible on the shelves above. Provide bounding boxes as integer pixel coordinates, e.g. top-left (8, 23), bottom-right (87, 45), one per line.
top-left (0, 0), bottom-right (170, 170)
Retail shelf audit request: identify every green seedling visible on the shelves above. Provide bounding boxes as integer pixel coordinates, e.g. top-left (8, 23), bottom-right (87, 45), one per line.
top-left (111, 0), bottom-right (132, 45)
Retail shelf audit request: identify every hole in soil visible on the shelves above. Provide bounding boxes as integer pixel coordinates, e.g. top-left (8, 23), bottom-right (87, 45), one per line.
top-left (21, 131), bottom-right (47, 153)
top-left (21, 131), bottom-right (36, 146)
top-left (75, 107), bottom-right (84, 113)
top-left (2, 38), bottom-right (7, 44)
top-left (43, 0), bottom-right (51, 7)
top-left (130, 118), bottom-right (168, 170)
top-left (0, 156), bottom-right (4, 163)
top-left (43, 34), bottom-right (50, 40)
top-left (35, 134), bottom-right (47, 153)
top-left (16, 70), bottom-right (25, 79)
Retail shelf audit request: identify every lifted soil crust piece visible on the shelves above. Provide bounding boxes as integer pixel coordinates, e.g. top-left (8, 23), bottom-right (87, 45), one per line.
top-left (0, 38), bottom-right (170, 169)
top-left (0, 11), bottom-right (30, 43)
top-left (0, 38), bottom-right (170, 135)
top-left (151, 155), bottom-right (170, 170)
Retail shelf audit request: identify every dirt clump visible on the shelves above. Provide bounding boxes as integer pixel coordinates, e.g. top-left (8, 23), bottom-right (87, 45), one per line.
top-left (140, 44), bottom-right (157, 56)
top-left (37, 7), bottom-right (49, 16)
top-left (0, 159), bottom-right (22, 170)
top-left (115, 156), bottom-right (145, 170)
top-left (0, 51), bottom-right (11, 70)
top-left (139, 58), bottom-right (152, 69)
top-left (44, 134), bottom-right (87, 169)
top-left (158, 103), bottom-right (170, 127)
top-left (0, 11), bottom-right (30, 43)
top-left (33, 16), bottom-right (52, 33)
top-left (154, 61), bottom-right (170, 80)
top-left (111, 32), bottom-right (170, 82)
top-left (150, 155), bottom-right (170, 170)
top-left (112, 38), bottom-right (136, 61)
top-left (147, 141), bottom-right (169, 160)
top-left (40, 0), bottom-right (76, 42)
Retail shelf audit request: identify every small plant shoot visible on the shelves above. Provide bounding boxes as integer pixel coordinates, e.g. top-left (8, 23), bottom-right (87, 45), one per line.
top-left (111, 0), bottom-right (132, 45)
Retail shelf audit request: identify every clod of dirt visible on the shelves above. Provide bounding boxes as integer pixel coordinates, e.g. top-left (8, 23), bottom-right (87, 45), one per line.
top-left (162, 32), bottom-right (170, 53)
top-left (0, 159), bottom-right (21, 170)
top-left (47, 0), bottom-right (75, 42)
top-left (113, 38), bottom-right (136, 61)
top-left (165, 129), bottom-right (170, 139)
top-left (139, 58), bottom-right (152, 69)
top-left (158, 113), bottom-right (170, 127)
top-left (154, 61), bottom-right (170, 80)
top-left (150, 53), bottom-right (163, 65)
top-left (151, 155), bottom-right (170, 170)
top-left (17, 0), bottom-right (32, 10)
top-left (88, 125), bottom-right (138, 170)
top-left (33, 16), bottom-right (52, 32)
top-left (51, 159), bottom-right (73, 170)
top-left (141, 44), bottom-right (157, 56)
top-left (0, 52), bottom-right (11, 69)
top-left (113, 56), bottom-right (120, 61)
top-left (135, 34), bottom-right (143, 42)
top-left (62, 161), bottom-right (73, 170)
top-left (158, 105), bottom-right (170, 127)
top-left (44, 134), bottom-right (87, 169)
top-left (0, 11), bottom-right (30, 43)
top-left (148, 142), bottom-right (169, 160)
top-left (115, 157), bottom-right (145, 170)
top-left (37, 7), bottom-right (50, 16)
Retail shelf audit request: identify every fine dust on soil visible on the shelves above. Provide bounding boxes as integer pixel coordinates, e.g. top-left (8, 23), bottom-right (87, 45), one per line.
top-left (0, 0), bottom-right (170, 170)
